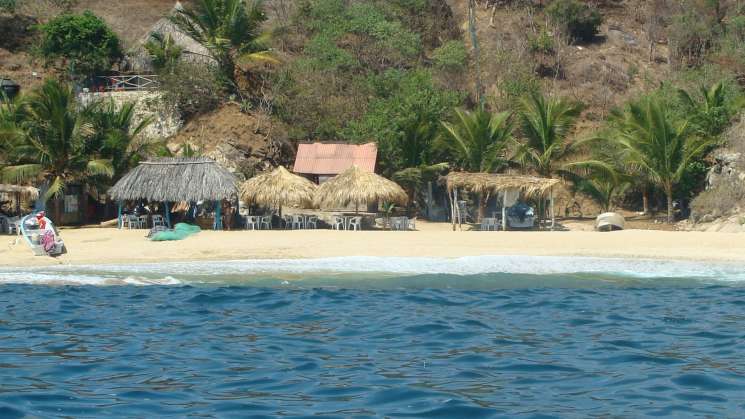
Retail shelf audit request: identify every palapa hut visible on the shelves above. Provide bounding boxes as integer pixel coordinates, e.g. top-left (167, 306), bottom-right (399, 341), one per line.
top-left (108, 157), bottom-right (238, 230)
top-left (128, 2), bottom-right (217, 73)
top-left (0, 184), bottom-right (39, 215)
top-left (313, 165), bottom-right (407, 212)
top-left (241, 166), bottom-right (317, 215)
top-left (445, 172), bottom-right (560, 231)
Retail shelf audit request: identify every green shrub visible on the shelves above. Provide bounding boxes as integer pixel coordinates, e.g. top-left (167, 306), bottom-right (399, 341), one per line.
top-left (546, 0), bottom-right (603, 42)
top-left (528, 30), bottom-right (555, 54)
top-left (160, 62), bottom-right (223, 119)
top-left (432, 40), bottom-right (468, 71)
top-left (0, 0), bottom-right (16, 13)
top-left (39, 11), bottom-right (122, 77)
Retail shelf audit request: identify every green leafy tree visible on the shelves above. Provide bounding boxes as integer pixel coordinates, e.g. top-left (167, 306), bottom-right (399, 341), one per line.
top-left (171, 0), bottom-right (275, 87)
top-left (0, 79), bottom-right (113, 223)
top-left (144, 33), bottom-right (184, 74)
top-left (39, 11), bottom-right (122, 78)
top-left (439, 107), bottom-right (515, 219)
top-left (546, 0), bottom-right (603, 43)
top-left (612, 97), bottom-right (715, 223)
top-left (0, 0), bottom-right (16, 13)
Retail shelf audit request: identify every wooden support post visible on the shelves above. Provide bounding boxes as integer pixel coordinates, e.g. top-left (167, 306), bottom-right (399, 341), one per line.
top-left (550, 189), bottom-right (555, 231)
top-left (214, 201), bottom-right (222, 230)
top-left (164, 202), bottom-right (171, 228)
top-left (449, 187), bottom-right (456, 231)
top-left (117, 202), bottom-right (123, 229)
top-left (502, 193), bottom-right (507, 231)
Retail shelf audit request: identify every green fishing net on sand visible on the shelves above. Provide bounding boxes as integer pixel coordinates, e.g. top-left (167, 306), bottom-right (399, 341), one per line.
top-left (150, 223), bottom-right (201, 241)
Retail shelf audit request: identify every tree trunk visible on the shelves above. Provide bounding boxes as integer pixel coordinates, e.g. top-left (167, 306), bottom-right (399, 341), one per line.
top-left (642, 187), bottom-right (650, 215)
top-left (54, 197), bottom-right (63, 226)
top-left (477, 192), bottom-right (489, 222)
top-left (665, 184), bottom-right (674, 224)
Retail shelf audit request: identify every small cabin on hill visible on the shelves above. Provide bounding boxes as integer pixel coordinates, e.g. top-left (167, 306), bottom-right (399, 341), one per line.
top-left (293, 142), bottom-right (378, 184)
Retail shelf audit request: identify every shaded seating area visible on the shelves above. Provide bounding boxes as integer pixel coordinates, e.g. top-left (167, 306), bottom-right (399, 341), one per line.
top-left (0, 184), bottom-right (39, 235)
top-left (314, 165), bottom-right (408, 231)
top-left (109, 157), bottom-right (238, 230)
top-left (241, 166), bottom-right (317, 230)
top-left (445, 172), bottom-right (560, 231)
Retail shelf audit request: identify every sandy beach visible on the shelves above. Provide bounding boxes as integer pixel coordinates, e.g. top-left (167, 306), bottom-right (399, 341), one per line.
top-left (3, 221), bottom-right (745, 267)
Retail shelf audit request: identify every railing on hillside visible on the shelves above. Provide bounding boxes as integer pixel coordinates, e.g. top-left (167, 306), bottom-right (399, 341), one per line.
top-left (93, 75), bottom-right (160, 92)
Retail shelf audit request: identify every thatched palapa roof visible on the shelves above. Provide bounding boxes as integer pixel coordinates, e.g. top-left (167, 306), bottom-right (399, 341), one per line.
top-left (0, 184), bottom-right (39, 201)
top-left (109, 157), bottom-right (238, 202)
top-left (314, 165), bottom-right (407, 209)
top-left (241, 166), bottom-right (317, 209)
top-left (446, 172), bottom-right (559, 197)
top-left (128, 2), bottom-right (217, 72)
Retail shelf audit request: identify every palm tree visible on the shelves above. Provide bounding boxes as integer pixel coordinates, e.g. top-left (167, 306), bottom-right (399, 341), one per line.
top-left (677, 80), bottom-right (739, 139)
top-left (144, 32), bottom-right (184, 74)
top-left (86, 101), bottom-right (154, 180)
top-left (515, 91), bottom-right (586, 177)
top-left (0, 79), bottom-right (113, 223)
top-left (613, 97), bottom-right (715, 223)
top-left (170, 0), bottom-right (276, 87)
top-left (439, 107), bottom-right (515, 219)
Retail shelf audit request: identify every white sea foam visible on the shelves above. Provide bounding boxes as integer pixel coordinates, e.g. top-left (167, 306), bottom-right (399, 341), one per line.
top-left (1, 255), bottom-right (744, 285)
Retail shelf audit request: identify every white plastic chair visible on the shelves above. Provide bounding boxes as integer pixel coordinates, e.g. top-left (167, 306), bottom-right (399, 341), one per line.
top-left (152, 215), bottom-right (166, 227)
top-left (245, 216), bottom-right (259, 230)
top-left (138, 215), bottom-right (149, 229)
top-left (282, 215), bottom-right (293, 229)
top-left (348, 216), bottom-right (362, 231)
top-left (332, 216), bottom-right (345, 230)
top-left (292, 215), bottom-right (305, 230)
top-left (260, 216), bottom-right (272, 230)
top-left (306, 216), bottom-right (318, 229)
top-left (407, 217), bottom-right (416, 231)
top-left (125, 215), bottom-right (139, 229)
top-left (8, 219), bottom-right (21, 236)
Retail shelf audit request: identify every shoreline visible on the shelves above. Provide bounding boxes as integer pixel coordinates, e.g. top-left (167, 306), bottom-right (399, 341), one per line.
top-left (3, 222), bottom-right (745, 268)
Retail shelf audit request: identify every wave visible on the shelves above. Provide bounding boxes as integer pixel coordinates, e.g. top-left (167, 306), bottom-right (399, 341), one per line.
top-left (1, 255), bottom-right (744, 286)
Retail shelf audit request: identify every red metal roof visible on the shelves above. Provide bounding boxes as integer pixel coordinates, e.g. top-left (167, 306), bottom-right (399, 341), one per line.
top-left (293, 143), bottom-right (377, 175)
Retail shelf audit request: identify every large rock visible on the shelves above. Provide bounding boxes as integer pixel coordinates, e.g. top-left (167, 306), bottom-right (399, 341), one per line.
top-left (78, 90), bottom-right (182, 139)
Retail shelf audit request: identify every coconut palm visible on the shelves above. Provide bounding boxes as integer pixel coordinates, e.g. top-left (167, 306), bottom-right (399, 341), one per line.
top-left (86, 101), bottom-right (154, 180)
top-left (144, 32), bottom-right (184, 74)
top-left (677, 80), bottom-right (740, 139)
top-left (170, 0), bottom-right (276, 87)
top-left (515, 91), bottom-right (589, 177)
top-left (613, 97), bottom-right (715, 223)
top-left (0, 79), bottom-right (113, 222)
top-left (438, 107), bottom-right (515, 219)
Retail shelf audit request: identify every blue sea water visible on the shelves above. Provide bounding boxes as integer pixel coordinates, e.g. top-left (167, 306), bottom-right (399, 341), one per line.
top-left (1, 256), bottom-right (745, 418)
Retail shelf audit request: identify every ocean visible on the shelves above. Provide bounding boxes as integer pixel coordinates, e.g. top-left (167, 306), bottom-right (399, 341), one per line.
top-left (0, 256), bottom-right (744, 417)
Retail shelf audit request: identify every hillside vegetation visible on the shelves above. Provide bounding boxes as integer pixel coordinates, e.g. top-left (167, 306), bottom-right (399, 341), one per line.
top-left (3, 0), bottom-right (745, 225)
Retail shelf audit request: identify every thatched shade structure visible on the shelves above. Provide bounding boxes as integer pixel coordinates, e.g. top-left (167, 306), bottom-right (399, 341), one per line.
top-left (445, 173), bottom-right (559, 197)
top-left (313, 165), bottom-right (407, 211)
top-left (0, 184), bottom-right (39, 215)
top-left (0, 184), bottom-right (40, 201)
top-left (445, 172), bottom-right (560, 231)
top-left (109, 157), bottom-right (238, 230)
top-left (241, 166), bottom-right (316, 211)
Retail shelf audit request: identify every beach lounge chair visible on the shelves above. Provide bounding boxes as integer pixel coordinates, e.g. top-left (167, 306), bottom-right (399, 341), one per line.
top-left (332, 216), bottom-right (345, 230)
top-left (348, 216), bottom-right (362, 231)
top-left (306, 215), bottom-right (318, 229)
